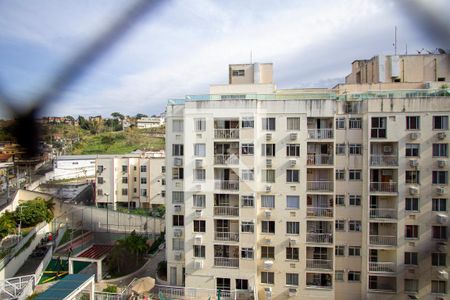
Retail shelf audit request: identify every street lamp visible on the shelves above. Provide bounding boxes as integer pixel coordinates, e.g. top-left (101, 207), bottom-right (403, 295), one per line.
top-left (104, 193), bottom-right (109, 233)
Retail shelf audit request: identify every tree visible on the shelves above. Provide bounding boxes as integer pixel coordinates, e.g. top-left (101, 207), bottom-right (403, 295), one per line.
top-left (16, 197), bottom-right (53, 227)
top-left (0, 211), bottom-right (16, 239)
top-left (111, 112), bottom-right (124, 120)
top-left (135, 113), bottom-right (148, 119)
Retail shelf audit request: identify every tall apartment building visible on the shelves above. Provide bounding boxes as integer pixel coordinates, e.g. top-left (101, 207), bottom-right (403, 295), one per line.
top-left (95, 151), bottom-right (165, 210)
top-left (165, 56), bottom-right (450, 300)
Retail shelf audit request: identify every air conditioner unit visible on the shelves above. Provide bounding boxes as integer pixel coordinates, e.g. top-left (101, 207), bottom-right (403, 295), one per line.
top-left (174, 252), bottom-right (182, 261)
top-left (383, 145), bottom-right (393, 154)
top-left (266, 159), bottom-right (272, 167)
top-left (438, 270), bottom-right (449, 280)
top-left (436, 186), bottom-right (445, 195)
top-left (288, 288), bottom-right (298, 297)
top-left (410, 132), bottom-right (420, 140)
top-left (194, 234), bottom-right (202, 244)
top-left (407, 268), bottom-right (416, 274)
top-left (437, 242), bottom-right (448, 253)
top-left (174, 205), bottom-right (182, 213)
top-left (195, 184), bottom-right (202, 191)
top-left (195, 159), bottom-right (203, 168)
top-left (174, 158), bottom-right (183, 166)
top-left (174, 228), bottom-right (183, 237)
top-left (290, 133), bottom-right (297, 140)
top-left (438, 159), bottom-right (447, 168)
top-left (265, 185), bottom-right (272, 192)
top-left (289, 159), bottom-right (296, 167)
top-left (194, 260), bottom-right (203, 270)
top-left (437, 214), bottom-right (448, 225)
top-left (195, 209), bottom-right (203, 218)
top-left (409, 186), bottom-right (419, 195)
top-left (289, 237), bottom-right (297, 245)
top-left (264, 260), bottom-right (274, 270)
top-left (409, 159), bottom-right (419, 168)
top-left (264, 287), bottom-right (272, 297)
top-left (438, 132), bottom-right (447, 140)
top-left (266, 133), bottom-right (272, 141)
top-left (263, 236), bottom-right (272, 244)
top-left (265, 210), bottom-right (272, 218)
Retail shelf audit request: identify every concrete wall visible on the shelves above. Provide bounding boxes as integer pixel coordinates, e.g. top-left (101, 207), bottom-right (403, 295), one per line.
top-left (0, 189), bottom-right (53, 214)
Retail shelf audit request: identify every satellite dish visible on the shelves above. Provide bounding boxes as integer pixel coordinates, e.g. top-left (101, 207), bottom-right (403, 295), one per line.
top-left (438, 48), bottom-right (447, 54)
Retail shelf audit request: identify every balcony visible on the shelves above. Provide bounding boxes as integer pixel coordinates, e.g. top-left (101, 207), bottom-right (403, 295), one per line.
top-left (370, 155), bottom-right (398, 167)
top-left (306, 259), bottom-right (333, 270)
top-left (214, 154), bottom-right (239, 165)
top-left (306, 273), bottom-right (333, 289)
top-left (369, 208), bottom-right (397, 220)
top-left (214, 129), bottom-right (239, 139)
top-left (307, 154), bottom-right (333, 166)
top-left (214, 231), bottom-right (240, 242)
top-left (307, 181), bottom-right (333, 192)
top-left (306, 233), bottom-right (333, 244)
top-left (369, 262), bottom-right (396, 273)
top-left (369, 276), bottom-right (396, 293)
top-left (307, 129), bottom-right (333, 139)
top-left (307, 207), bottom-right (333, 218)
top-left (215, 180), bottom-right (239, 191)
top-left (214, 257), bottom-right (239, 268)
top-left (214, 206), bottom-right (239, 217)
top-left (369, 235), bottom-right (397, 247)
top-left (370, 182), bottom-right (397, 193)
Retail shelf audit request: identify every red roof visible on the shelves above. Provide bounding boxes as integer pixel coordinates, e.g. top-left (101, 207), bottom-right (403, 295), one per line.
top-left (76, 244), bottom-right (113, 260)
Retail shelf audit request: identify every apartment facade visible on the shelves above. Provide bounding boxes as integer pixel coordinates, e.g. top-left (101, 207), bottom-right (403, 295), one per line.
top-left (95, 151), bottom-right (165, 210)
top-left (165, 61), bottom-right (450, 300)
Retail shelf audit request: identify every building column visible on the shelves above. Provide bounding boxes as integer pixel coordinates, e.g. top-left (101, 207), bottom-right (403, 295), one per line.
top-left (68, 258), bottom-right (74, 274)
top-left (96, 260), bottom-right (102, 282)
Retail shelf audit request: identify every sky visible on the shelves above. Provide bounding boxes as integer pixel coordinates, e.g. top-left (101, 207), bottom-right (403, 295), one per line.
top-left (0, 0), bottom-right (448, 119)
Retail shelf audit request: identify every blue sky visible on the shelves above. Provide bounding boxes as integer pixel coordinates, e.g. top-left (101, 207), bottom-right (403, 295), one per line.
top-left (0, 0), bottom-right (447, 118)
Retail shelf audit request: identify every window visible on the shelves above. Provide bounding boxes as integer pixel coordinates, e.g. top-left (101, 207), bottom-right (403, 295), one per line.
top-left (193, 194), bottom-right (205, 208)
top-left (172, 120), bottom-right (183, 132)
top-left (232, 69), bottom-right (245, 76)
top-left (335, 220), bottom-right (345, 231)
top-left (140, 189), bottom-right (147, 197)
top-left (405, 252), bottom-right (418, 265)
top-left (406, 170), bottom-right (420, 184)
top-left (97, 177), bottom-right (104, 184)
top-left (348, 220), bottom-right (361, 231)
top-left (161, 190), bottom-right (166, 197)
top-left (335, 195), bottom-right (345, 206)
top-left (241, 117), bottom-right (254, 128)
top-left (286, 247), bottom-right (299, 260)
top-left (262, 221), bottom-right (275, 233)
top-left (349, 144), bottom-right (362, 155)
top-left (433, 143), bottom-right (448, 157)
top-left (172, 191), bottom-right (184, 204)
top-left (335, 169), bottom-right (345, 180)
top-left (97, 189), bottom-right (103, 196)
top-left (193, 245), bottom-right (205, 258)
top-left (348, 246), bottom-right (361, 256)
top-left (286, 273), bottom-right (299, 286)
top-left (193, 220), bottom-right (206, 232)
top-left (241, 143), bottom-right (254, 155)
top-left (336, 117), bottom-right (345, 129)
top-left (97, 165), bottom-right (104, 173)
top-left (286, 196), bottom-right (299, 209)
top-left (241, 221), bottom-right (255, 233)
top-left (161, 166), bottom-right (166, 173)
top-left (262, 118), bottom-right (276, 131)
top-left (431, 280), bottom-right (447, 294)
top-left (349, 117), bottom-right (362, 129)
top-left (405, 225), bottom-right (419, 239)
top-left (406, 116), bottom-right (420, 130)
top-left (172, 144), bottom-right (184, 156)
top-left (261, 195), bottom-right (275, 208)
top-left (349, 169), bottom-right (362, 181)
top-left (193, 169), bottom-right (205, 181)
top-left (262, 169), bottom-right (275, 183)
top-left (261, 272), bottom-right (274, 284)
top-left (122, 165), bottom-right (128, 172)
top-left (141, 177), bottom-right (147, 184)
top-left (348, 271), bottom-right (361, 282)
top-left (194, 144), bottom-right (206, 157)
top-left (236, 279), bottom-right (248, 290)
top-left (140, 165), bottom-right (147, 172)
top-left (241, 169), bottom-right (254, 181)
top-left (241, 195), bottom-right (254, 207)
top-left (241, 248), bottom-right (254, 259)
top-left (122, 177), bottom-right (128, 184)
top-left (172, 215), bottom-right (184, 227)
top-left (433, 171), bottom-right (448, 184)
top-left (286, 144), bottom-right (300, 157)
top-left (433, 116), bottom-right (449, 130)
top-left (286, 170), bottom-right (299, 183)
top-left (432, 198), bottom-right (447, 211)
top-left (432, 226), bottom-right (447, 239)
top-left (349, 195), bottom-right (361, 206)
top-left (172, 238), bottom-right (184, 250)
top-left (335, 246), bottom-right (345, 256)
top-left (287, 117), bottom-right (300, 130)
top-left (261, 246), bottom-right (275, 259)
top-left (335, 271), bottom-right (344, 281)
top-left (161, 178), bottom-right (166, 185)
top-left (405, 198), bottom-right (419, 211)
top-left (405, 143), bottom-right (420, 157)
top-left (404, 279), bottom-right (418, 293)
top-left (432, 253), bottom-right (446, 266)
top-left (262, 144), bottom-right (276, 156)
top-left (336, 144), bottom-right (346, 155)
top-left (121, 188), bottom-right (128, 195)
top-left (371, 117), bottom-right (386, 138)
top-left (286, 222), bottom-right (300, 234)
top-left (194, 118), bottom-right (206, 132)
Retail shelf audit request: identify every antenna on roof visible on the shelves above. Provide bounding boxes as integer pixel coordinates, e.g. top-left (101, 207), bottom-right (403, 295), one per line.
top-left (393, 26), bottom-right (398, 55)
top-left (250, 50), bottom-right (253, 64)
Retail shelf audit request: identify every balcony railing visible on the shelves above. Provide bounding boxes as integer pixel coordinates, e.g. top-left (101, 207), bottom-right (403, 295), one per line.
top-left (370, 182), bottom-right (397, 193)
top-left (214, 257), bottom-right (239, 268)
top-left (154, 285), bottom-right (253, 300)
top-left (370, 155), bottom-right (398, 166)
top-left (214, 206), bottom-right (239, 217)
top-left (369, 235), bottom-right (397, 246)
top-left (369, 262), bottom-right (396, 273)
top-left (306, 259), bottom-right (333, 270)
top-left (214, 129), bottom-right (239, 139)
top-left (306, 233), bottom-right (333, 244)
top-left (307, 154), bottom-right (334, 165)
top-left (369, 208), bottom-right (397, 220)
top-left (215, 180), bottom-right (239, 191)
top-left (214, 231), bottom-right (239, 242)
top-left (307, 181), bottom-right (333, 192)
top-left (307, 129), bottom-right (334, 139)
top-left (307, 207), bottom-right (333, 218)
top-left (214, 154), bottom-right (239, 165)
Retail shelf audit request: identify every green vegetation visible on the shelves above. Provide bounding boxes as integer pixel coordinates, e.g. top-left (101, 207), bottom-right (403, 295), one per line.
top-left (0, 211), bottom-right (16, 240)
top-left (116, 205), bottom-right (165, 217)
top-left (103, 285), bottom-right (118, 293)
top-left (149, 232), bottom-right (165, 255)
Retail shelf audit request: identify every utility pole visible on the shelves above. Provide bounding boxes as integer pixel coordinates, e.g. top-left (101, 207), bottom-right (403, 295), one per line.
top-left (105, 193), bottom-right (109, 233)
